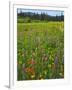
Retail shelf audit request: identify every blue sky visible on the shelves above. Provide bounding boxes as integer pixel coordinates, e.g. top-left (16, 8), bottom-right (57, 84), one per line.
top-left (17, 8), bottom-right (64, 16)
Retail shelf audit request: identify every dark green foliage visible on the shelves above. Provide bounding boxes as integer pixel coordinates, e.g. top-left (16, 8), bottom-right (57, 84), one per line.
top-left (17, 12), bottom-right (64, 23)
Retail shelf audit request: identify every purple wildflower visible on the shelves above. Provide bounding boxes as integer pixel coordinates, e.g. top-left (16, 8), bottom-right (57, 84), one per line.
top-left (54, 55), bottom-right (58, 65)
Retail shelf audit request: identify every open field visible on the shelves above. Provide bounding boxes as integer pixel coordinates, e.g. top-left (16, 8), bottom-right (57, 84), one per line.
top-left (17, 22), bottom-right (64, 80)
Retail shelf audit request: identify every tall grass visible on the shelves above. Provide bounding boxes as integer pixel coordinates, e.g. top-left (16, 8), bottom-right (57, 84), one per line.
top-left (17, 22), bottom-right (64, 80)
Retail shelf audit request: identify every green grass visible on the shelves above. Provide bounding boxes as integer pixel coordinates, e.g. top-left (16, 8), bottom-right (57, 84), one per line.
top-left (17, 22), bottom-right (64, 80)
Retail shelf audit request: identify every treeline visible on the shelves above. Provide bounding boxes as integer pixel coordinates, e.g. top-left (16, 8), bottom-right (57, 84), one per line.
top-left (17, 12), bottom-right (64, 22)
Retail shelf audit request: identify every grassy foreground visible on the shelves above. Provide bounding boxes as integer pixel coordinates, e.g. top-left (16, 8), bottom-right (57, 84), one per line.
top-left (17, 22), bottom-right (64, 80)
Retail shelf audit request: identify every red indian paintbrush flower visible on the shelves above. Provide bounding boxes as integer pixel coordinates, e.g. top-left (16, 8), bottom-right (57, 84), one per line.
top-left (25, 67), bottom-right (35, 75)
top-left (27, 58), bottom-right (36, 65)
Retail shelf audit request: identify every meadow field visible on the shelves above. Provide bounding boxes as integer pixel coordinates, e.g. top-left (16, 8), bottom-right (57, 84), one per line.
top-left (17, 22), bottom-right (64, 80)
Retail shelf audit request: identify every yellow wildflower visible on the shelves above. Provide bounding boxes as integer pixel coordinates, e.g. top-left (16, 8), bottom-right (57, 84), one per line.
top-left (59, 73), bottom-right (63, 76)
top-left (41, 78), bottom-right (44, 80)
top-left (31, 75), bottom-right (35, 78)
top-left (48, 64), bottom-right (51, 68)
top-left (19, 60), bottom-right (22, 64)
top-left (44, 70), bottom-right (47, 75)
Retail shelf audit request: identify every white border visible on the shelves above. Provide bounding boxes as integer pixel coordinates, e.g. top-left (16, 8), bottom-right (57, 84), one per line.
top-left (9, 1), bottom-right (70, 89)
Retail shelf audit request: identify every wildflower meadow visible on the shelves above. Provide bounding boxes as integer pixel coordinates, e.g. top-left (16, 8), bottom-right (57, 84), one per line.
top-left (17, 9), bottom-right (64, 80)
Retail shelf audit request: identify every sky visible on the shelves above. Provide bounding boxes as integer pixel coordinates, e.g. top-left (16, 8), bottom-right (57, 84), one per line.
top-left (17, 8), bottom-right (64, 16)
